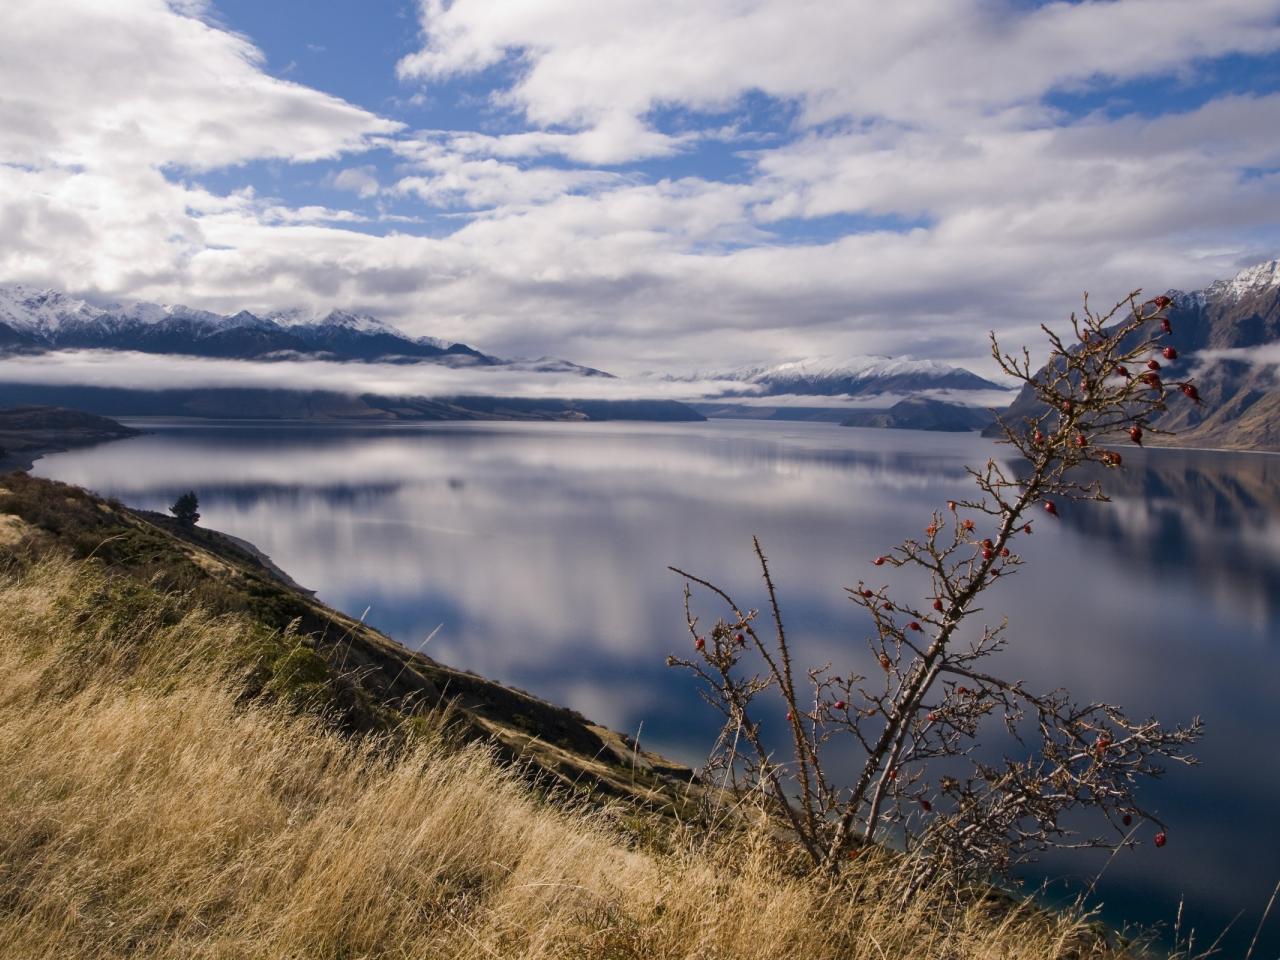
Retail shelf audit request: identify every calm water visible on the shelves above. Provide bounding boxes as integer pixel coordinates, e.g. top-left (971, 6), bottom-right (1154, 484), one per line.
top-left (35, 420), bottom-right (1280, 955)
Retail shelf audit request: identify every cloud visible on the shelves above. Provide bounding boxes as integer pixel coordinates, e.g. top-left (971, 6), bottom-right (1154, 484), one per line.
top-left (1, 0), bottom-right (399, 172)
top-left (0, 349), bottom-right (758, 402)
top-left (330, 166), bottom-right (382, 198)
top-left (398, 0), bottom-right (1280, 149)
top-left (1, 0), bottom-right (1278, 380)
top-left (390, 136), bottom-right (624, 208)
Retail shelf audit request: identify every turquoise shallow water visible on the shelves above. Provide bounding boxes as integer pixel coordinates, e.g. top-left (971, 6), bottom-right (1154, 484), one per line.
top-left (36, 418), bottom-right (1280, 955)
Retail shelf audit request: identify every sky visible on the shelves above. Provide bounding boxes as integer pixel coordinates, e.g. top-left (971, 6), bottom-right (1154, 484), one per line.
top-left (2, 0), bottom-right (1280, 378)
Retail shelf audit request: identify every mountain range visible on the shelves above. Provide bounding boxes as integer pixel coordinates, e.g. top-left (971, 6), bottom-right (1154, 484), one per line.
top-left (0, 284), bottom-right (610, 376)
top-left (990, 258), bottom-right (1280, 451)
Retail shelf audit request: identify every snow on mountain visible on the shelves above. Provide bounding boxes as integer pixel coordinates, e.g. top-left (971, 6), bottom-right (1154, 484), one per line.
top-left (0, 284), bottom-right (106, 336)
top-left (267, 307), bottom-right (404, 337)
top-left (1205, 258), bottom-right (1280, 300)
top-left (681, 355), bottom-right (1001, 398)
top-left (1171, 258), bottom-right (1280, 310)
top-left (0, 283), bottom-right (489, 364)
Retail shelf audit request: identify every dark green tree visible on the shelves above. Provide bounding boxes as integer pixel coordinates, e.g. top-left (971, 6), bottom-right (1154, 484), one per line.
top-left (169, 490), bottom-right (200, 528)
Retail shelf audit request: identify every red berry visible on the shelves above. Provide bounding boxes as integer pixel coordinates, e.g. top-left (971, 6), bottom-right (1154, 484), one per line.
top-left (982, 538), bottom-right (993, 549)
top-left (1154, 832), bottom-right (1167, 848)
top-left (927, 711), bottom-right (938, 722)
top-left (834, 700), bottom-right (846, 710)
top-left (982, 548), bottom-right (994, 561)
top-left (908, 621), bottom-right (922, 632)
top-left (1061, 400), bottom-right (1074, 414)
top-left (1033, 430), bottom-right (1045, 444)
top-left (1180, 383), bottom-right (1201, 404)
top-left (932, 598), bottom-right (943, 612)
top-left (873, 556), bottom-right (886, 566)
top-left (862, 589), bottom-right (874, 598)
top-left (1163, 346), bottom-right (1178, 360)
top-left (1043, 500), bottom-right (1058, 517)
top-left (919, 799), bottom-right (932, 812)
top-left (1115, 365), bottom-right (1129, 378)
top-left (1000, 547), bottom-right (1010, 557)
top-left (1023, 523), bottom-right (1033, 534)
top-left (695, 637), bottom-right (705, 650)
top-left (786, 711), bottom-right (793, 722)
top-left (1161, 318), bottom-right (1172, 334)
top-left (1074, 433), bottom-right (1087, 447)
top-left (1153, 295), bottom-right (1172, 309)
top-left (1122, 814), bottom-right (1133, 827)
top-left (956, 686), bottom-right (968, 695)
top-left (961, 519), bottom-right (974, 531)
top-left (1146, 359), bottom-right (1160, 371)
top-left (879, 655), bottom-right (892, 672)
top-left (1129, 425), bottom-right (1143, 445)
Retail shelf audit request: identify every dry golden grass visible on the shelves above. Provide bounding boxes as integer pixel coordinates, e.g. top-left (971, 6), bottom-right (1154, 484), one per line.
top-left (0, 556), bottom-right (1144, 959)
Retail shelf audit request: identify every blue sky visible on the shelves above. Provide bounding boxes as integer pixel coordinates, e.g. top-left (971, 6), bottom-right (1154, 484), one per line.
top-left (2, 0), bottom-right (1280, 374)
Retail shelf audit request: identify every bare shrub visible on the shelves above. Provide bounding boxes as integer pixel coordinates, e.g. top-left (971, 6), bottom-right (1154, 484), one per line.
top-left (668, 292), bottom-right (1203, 883)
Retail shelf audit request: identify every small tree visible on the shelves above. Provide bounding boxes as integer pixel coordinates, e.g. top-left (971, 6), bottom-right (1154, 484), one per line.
top-left (668, 291), bottom-right (1202, 884)
top-left (170, 490), bottom-right (200, 528)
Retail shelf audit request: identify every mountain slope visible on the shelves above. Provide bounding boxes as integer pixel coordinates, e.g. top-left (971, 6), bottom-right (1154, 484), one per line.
top-left (989, 259), bottom-right (1280, 452)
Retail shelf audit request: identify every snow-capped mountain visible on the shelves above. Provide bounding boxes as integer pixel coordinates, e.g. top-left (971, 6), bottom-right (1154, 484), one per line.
top-left (0, 283), bottom-right (607, 374)
top-left (685, 355), bottom-right (1000, 398)
top-left (992, 257), bottom-right (1280, 451)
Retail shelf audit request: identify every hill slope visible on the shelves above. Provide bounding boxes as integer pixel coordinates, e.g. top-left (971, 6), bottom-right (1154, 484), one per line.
top-left (0, 471), bottom-right (690, 804)
top-left (0, 472), bottom-right (1136, 958)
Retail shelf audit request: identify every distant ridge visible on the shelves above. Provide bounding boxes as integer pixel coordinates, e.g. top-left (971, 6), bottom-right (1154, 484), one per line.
top-left (681, 356), bottom-right (1001, 398)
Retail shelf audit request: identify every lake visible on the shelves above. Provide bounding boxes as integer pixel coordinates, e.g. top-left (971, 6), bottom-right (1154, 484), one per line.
top-left (34, 419), bottom-right (1280, 955)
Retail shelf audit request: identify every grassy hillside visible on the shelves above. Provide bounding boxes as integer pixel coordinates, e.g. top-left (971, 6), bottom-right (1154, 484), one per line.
top-left (0, 472), bottom-right (1151, 958)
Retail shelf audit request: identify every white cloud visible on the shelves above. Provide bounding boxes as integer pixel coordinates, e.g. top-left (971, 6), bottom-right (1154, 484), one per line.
top-left (1, 0), bottom-right (1278, 380)
top-left (398, 0), bottom-right (1280, 147)
top-left (1, 0), bottom-right (399, 173)
top-left (391, 137), bottom-right (624, 208)
top-left (0, 349), bottom-right (756, 402)
top-left (330, 166), bottom-right (382, 198)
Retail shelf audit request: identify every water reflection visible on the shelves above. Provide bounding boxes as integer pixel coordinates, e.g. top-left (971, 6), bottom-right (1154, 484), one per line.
top-left (34, 420), bottom-right (1280, 954)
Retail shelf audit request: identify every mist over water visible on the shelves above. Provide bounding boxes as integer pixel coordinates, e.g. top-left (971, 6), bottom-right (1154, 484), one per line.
top-left (35, 419), bottom-right (1280, 954)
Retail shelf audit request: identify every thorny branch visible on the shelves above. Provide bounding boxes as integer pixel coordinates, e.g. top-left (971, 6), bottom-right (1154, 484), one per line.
top-left (667, 292), bottom-right (1203, 883)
